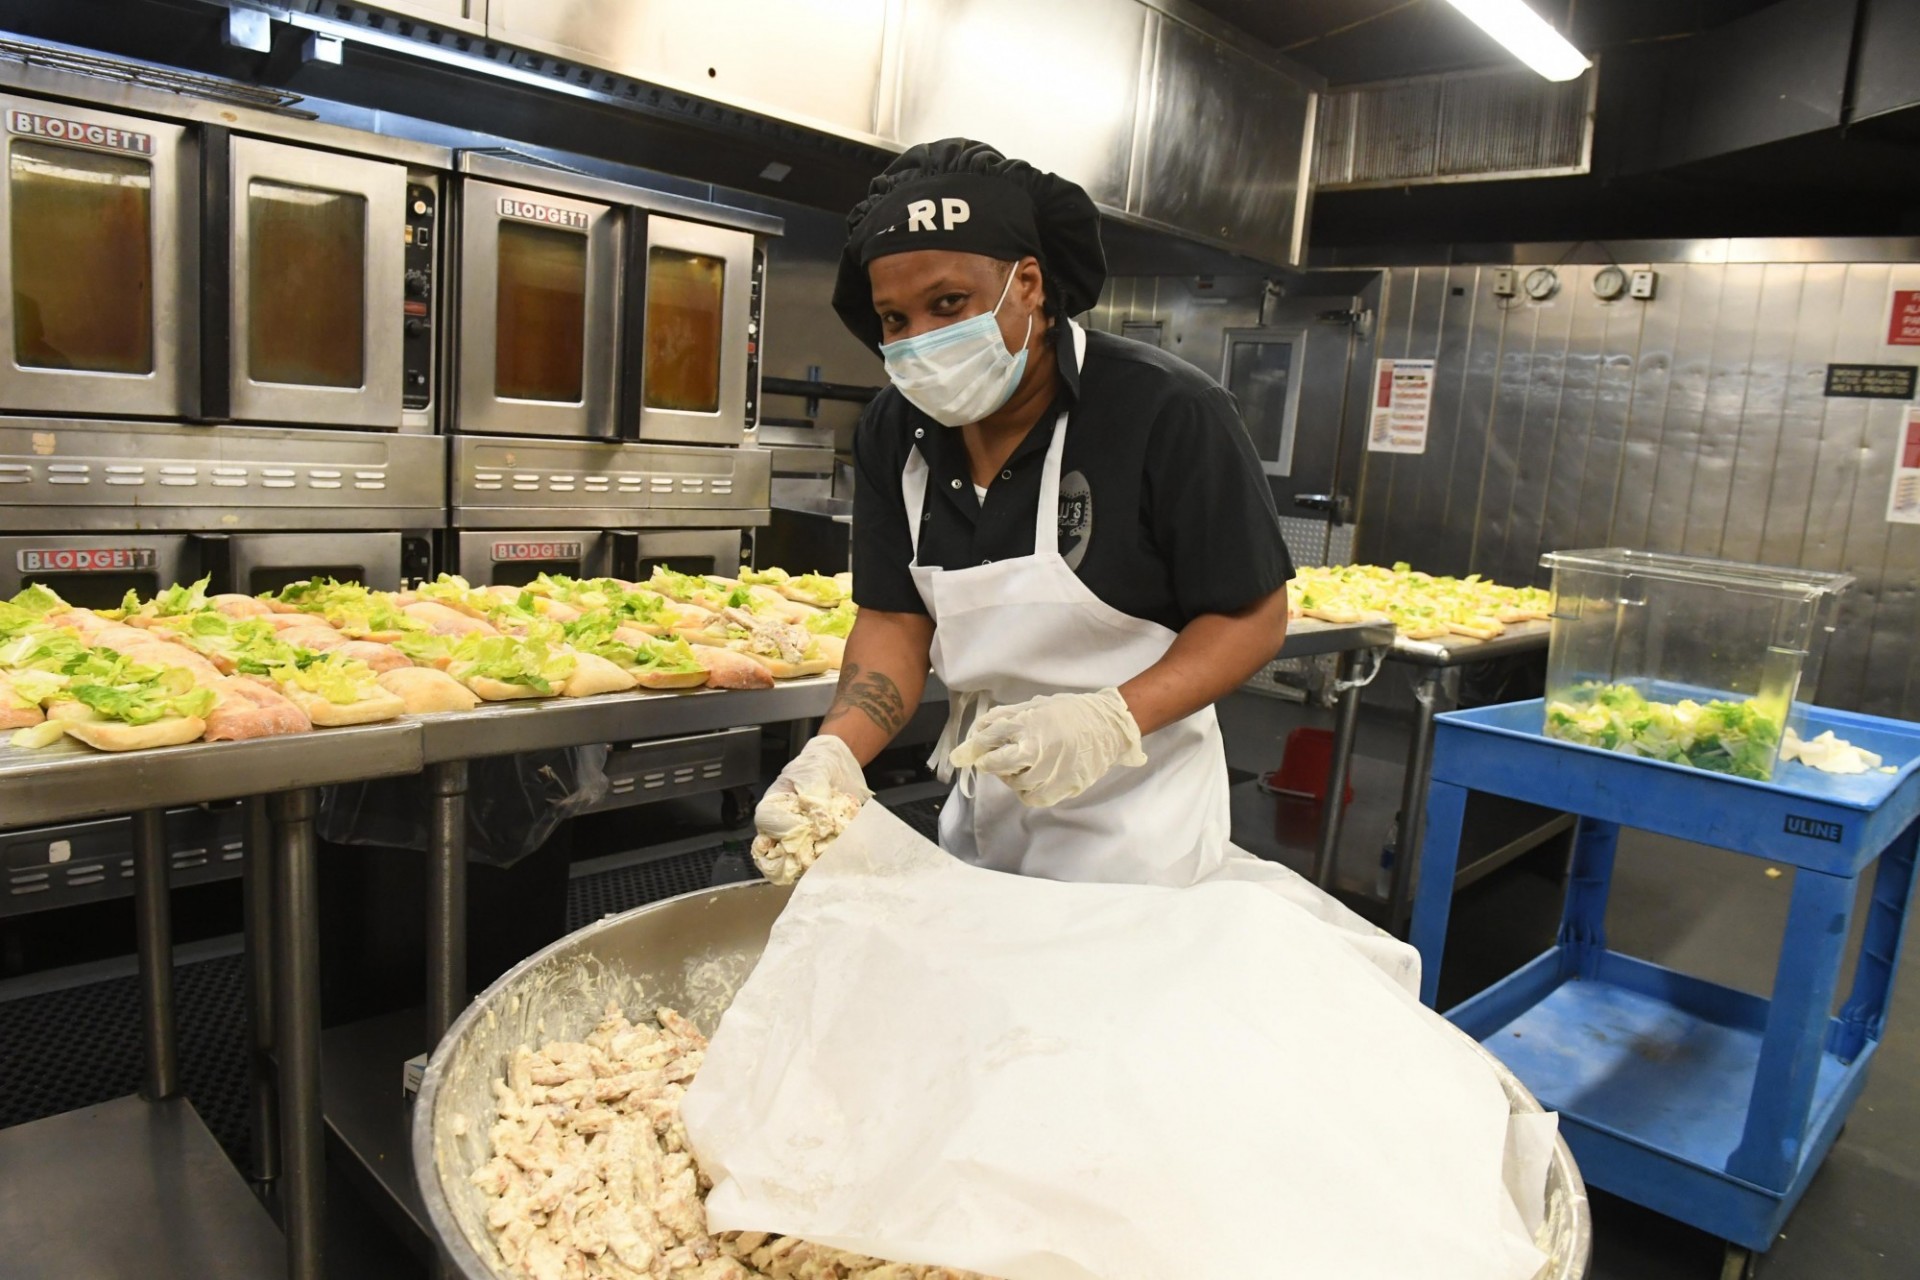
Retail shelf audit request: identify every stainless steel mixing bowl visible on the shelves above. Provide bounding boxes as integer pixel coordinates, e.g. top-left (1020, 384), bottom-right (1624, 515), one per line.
top-left (413, 881), bottom-right (1592, 1280)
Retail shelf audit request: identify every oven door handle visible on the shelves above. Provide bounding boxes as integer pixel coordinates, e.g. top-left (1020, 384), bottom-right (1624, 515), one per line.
top-left (615, 209), bottom-right (649, 441)
top-left (197, 125), bottom-right (233, 423)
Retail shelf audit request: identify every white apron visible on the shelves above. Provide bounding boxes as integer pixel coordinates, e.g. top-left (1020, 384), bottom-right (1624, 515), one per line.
top-left (905, 320), bottom-right (1230, 886)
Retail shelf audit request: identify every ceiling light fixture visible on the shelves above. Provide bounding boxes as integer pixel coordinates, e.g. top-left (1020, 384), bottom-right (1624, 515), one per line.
top-left (1444, 0), bottom-right (1592, 82)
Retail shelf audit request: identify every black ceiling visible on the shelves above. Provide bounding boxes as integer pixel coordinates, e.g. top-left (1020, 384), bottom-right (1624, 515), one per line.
top-left (1190, 0), bottom-right (1782, 86)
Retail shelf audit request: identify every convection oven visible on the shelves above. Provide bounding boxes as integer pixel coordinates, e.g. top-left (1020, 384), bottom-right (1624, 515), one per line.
top-left (448, 153), bottom-right (775, 446)
top-left (0, 89), bottom-right (444, 432)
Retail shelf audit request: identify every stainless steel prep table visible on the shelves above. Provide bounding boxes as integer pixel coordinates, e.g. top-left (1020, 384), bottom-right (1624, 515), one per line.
top-left (0, 720), bottom-right (425, 1280)
top-left (1268, 618), bottom-right (1399, 893)
top-left (1381, 621), bottom-right (1557, 932)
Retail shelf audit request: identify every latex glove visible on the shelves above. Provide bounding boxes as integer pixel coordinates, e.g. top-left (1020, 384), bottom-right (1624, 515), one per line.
top-left (752, 735), bottom-right (872, 883)
top-left (948, 687), bottom-right (1147, 808)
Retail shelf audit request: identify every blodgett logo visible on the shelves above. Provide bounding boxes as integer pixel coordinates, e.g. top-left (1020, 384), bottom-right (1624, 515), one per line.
top-left (17, 547), bottom-right (156, 573)
top-left (491, 540), bottom-right (583, 562)
top-left (1783, 814), bottom-right (1843, 843)
top-left (7, 110), bottom-right (154, 155)
top-left (497, 198), bottom-right (590, 230)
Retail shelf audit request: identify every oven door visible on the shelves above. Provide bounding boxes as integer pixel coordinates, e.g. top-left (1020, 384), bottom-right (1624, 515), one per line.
top-left (449, 527), bottom-right (743, 587)
top-left (226, 138), bottom-right (407, 430)
top-left (0, 533), bottom-right (195, 608)
top-left (0, 96), bottom-right (193, 419)
top-left (226, 531), bottom-right (408, 595)
top-left (455, 180), bottom-right (618, 439)
top-left (631, 216), bottom-right (757, 446)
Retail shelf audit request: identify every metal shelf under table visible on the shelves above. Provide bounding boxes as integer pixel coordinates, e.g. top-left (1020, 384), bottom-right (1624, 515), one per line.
top-left (0, 1095), bottom-right (287, 1279)
top-left (1378, 621), bottom-right (1553, 931)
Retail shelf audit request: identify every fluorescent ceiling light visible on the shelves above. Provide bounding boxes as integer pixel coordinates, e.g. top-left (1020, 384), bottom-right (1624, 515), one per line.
top-left (1445, 0), bottom-right (1592, 82)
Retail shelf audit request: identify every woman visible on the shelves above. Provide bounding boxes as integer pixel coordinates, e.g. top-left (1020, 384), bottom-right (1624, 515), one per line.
top-left (759, 138), bottom-right (1299, 890)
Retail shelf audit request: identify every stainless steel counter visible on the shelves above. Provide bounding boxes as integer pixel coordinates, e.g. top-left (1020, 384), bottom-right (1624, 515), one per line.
top-left (0, 721), bottom-right (424, 830)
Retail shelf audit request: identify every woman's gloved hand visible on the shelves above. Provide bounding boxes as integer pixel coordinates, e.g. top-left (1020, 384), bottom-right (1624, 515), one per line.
top-left (949, 687), bottom-right (1147, 808)
top-left (752, 735), bottom-right (873, 884)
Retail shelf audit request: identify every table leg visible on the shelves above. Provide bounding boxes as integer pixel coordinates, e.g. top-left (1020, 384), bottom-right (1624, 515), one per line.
top-left (270, 788), bottom-right (325, 1280)
top-left (786, 717), bottom-right (818, 761)
top-left (1313, 650), bottom-right (1364, 891)
top-left (131, 808), bottom-right (177, 1101)
top-left (1387, 667), bottom-right (1458, 934)
top-left (1833, 815), bottom-right (1920, 1063)
top-left (1727, 864), bottom-right (1860, 1190)
top-left (242, 797), bottom-right (279, 1189)
top-left (1410, 781), bottom-right (1470, 1007)
top-left (426, 760), bottom-right (470, 1041)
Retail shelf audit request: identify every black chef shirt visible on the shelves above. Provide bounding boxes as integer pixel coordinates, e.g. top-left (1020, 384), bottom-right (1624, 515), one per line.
top-left (851, 327), bottom-right (1294, 632)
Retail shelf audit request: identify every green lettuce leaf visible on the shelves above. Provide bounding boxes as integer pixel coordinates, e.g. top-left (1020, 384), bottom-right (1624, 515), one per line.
top-left (70, 678), bottom-right (214, 726)
top-left (805, 601), bottom-right (858, 638)
top-left (738, 567), bottom-right (789, 586)
top-left (4, 668), bottom-right (65, 708)
top-left (449, 634), bottom-right (575, 694)
top-left (273, 653), bottom-right (379, 705)
top-left (149, 577), bottom-right (212, 617)
top-left (9, 584), bottom-right (68, 617)
top-left (785, 573), bottom-right (847, 605)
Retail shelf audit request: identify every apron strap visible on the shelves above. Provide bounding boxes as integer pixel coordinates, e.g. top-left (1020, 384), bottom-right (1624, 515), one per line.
top-left (1034, 319), bottom-right (1087, 554)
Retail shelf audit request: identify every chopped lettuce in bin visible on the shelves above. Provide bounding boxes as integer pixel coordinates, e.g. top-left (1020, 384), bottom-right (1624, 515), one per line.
top-left (1545, 682), bottom-right (1783, 780)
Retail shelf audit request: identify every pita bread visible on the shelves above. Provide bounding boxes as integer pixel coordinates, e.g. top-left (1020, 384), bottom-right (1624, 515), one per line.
top-left (1447, 618), bottom-right (1505, 642)
top-left (404, 601), bottom-right (497, 637)
top-left (690, 644), bottom-right (773, 690)
top-left (460, 675), bottom-right (551, 702)
top-left (212, 594), bottom-right (274, 619)
top-left (278, 685), bottom-right (406, 725)
top-left (377, 667), bottom-right (480, 714)
top-left (743, 652), bottom-right (832, 680)
top-left (562, 651), bottom-right (639, 698)
top-left (810, 634), bottom-right (847, 670)
top-left (332, 641), bottom-right (412, 673)
top-left (203, 677), bottom-right (312, 741)
top-left (631, 667), bottom-right (709, 690)
top-left (50, 702), bottom-right (206, 751)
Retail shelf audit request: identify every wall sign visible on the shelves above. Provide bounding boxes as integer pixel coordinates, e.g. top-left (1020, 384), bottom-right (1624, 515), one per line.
top-left (1366, 358), bottom-right (1436, 455)
top-left (1824, 363), bottom-right (1917, 399)
top-left (1890, 408), bottom-right (1920, 526)
top-left (1891, 290), bottom-right (1920, 346)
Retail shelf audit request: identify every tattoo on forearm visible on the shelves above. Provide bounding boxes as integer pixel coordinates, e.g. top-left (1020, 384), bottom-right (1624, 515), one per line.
top-left (822, 662), bottom-right (910, 739)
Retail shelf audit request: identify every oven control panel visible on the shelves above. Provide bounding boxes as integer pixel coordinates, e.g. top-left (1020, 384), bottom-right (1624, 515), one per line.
top-left (743, 245), bottom-right (765, 429)
top-left (403, 181), bottom-right (437, 411)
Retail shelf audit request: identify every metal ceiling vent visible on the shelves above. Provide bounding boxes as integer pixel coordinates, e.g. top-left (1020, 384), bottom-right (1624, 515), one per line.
top-left (1313, 63), bottom-right (1595, 189)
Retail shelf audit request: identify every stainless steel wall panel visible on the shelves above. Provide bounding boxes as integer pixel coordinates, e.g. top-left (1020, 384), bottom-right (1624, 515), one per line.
top-left (1494, 274), bottom-right (1579, 584)
top-left (1429, 268), bottom-right (1503, 576)
top-left (1349, 247), bottom-right (1919, 717)
top-left (1639, 264), bottom-right (1724, 555)
top-left (1603, 269), bottom-right (1684, 548)
top-left (1568, 290), bottom-right (1644, 552)
top-left (894, 0), bottom-right (1145, 210)
top-left (1383, 268), bottom-right (1449, 558)
top-left (1757, 265), bottom-right (1848, 567)
top-left (1717, 264), bottom-right (1803, 563)
top-left (1469, 283), bottom-right (1543, 573)
top-left (1354, 267), bottom-right (1419, 564)
top-left (1679, 263), bottom-right (1765, 558)
top-left (1538, 269), bottom-right (1609, 570)
top-left (1135, 14), bottom-right (1314, 264)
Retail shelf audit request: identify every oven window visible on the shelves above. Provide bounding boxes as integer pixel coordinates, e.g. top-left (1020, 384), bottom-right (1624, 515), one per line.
top-left (496, 221), bottom-right (587, 403)
top-left (25, 572), bottom-right (158, 610)
top-left (488, 560), bottom-right (583, 589)
top-left (644, 247), bottom-right (725, 414)
top-left (248, 181), bottom-right (367, 388)
top-left (248, 565), bottom-right (364, 597)
top-left (9, 140), bottom-right (155, 375)
top-left (1225, 337), bottom-right (1296, 473)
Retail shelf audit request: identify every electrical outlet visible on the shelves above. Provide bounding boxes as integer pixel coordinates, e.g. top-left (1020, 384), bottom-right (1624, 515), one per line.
top-left (1492, 268), bottom-right (1516, 298)
top-left (1629, 270), bottom-right (1658, 300)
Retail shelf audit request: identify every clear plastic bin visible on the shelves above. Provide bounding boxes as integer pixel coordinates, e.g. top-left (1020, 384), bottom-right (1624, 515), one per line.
top-left (1538, 549), bottom-right (1853, 780)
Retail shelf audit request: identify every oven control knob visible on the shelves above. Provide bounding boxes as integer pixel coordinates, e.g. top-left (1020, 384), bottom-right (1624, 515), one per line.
top-left (405, 270), bottom-right (431, 299)
top-left (405, 318), bottom-right (428, 339)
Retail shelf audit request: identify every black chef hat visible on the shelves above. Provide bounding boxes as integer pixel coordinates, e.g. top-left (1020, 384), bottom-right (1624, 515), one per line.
top-left (833, 139), bottom-right (1107, 354)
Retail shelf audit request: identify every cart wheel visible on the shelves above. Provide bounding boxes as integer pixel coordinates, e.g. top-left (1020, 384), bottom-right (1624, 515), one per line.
top-left (721, 786), bottom-right (754, 828)
top-left (1719, 1244), bottom-right (1757, 1280)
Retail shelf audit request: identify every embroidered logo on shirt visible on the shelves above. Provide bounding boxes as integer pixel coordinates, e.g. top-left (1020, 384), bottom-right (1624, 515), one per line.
top-left (1059, 470), bottom-right (1093, 571)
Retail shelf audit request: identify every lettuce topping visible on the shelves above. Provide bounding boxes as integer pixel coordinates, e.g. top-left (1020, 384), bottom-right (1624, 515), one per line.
top-left (563, 615), bottom-right (703, 675)
top-left (738, 567), bottom-right (790, 586)
top-left (784, 572), bottom-right (847, 605)
top-left (70, 665), bottom-right (214, 726)
top-left (805, 600), bottom-right (858, 638)
top-left (272, 652), bottom-right (382, 705)
top-left (8, 584), bottom-right (68, 618)
top-left (1544, 683), bottom-right (1783, 780)
top-left (447, 634), bottom-right (576, 695)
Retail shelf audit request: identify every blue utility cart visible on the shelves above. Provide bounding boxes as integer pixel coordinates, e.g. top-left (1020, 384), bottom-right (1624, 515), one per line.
top-left (1409, 700), bottom-right (1920, 1268)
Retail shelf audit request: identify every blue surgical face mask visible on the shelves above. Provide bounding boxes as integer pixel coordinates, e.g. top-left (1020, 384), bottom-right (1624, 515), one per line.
top-left (878, 267), bottom-right (1032, 427)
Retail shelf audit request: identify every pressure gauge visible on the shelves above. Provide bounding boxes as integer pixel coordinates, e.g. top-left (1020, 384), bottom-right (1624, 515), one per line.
top-left (1592, 266), bottom-right (1627, 301)
top-left (1523, 267), bottom-right (1560, 301)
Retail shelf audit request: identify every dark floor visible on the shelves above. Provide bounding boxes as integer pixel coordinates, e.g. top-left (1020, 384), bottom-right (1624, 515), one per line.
top-left (0, 700), bottom-right (1914, 1279)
